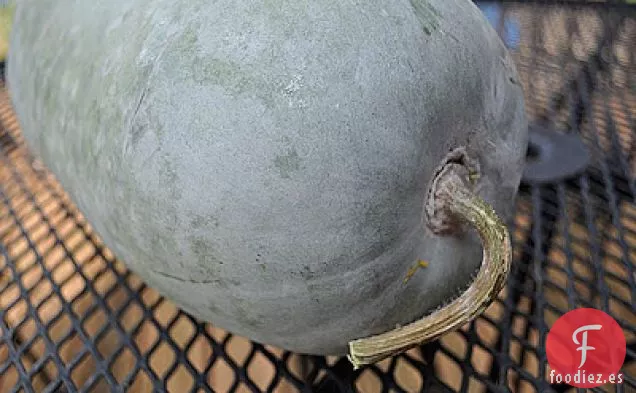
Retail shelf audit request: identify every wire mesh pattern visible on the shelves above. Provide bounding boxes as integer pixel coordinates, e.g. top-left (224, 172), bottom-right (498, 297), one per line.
top-left (1, 1), bottom-right (635, 392)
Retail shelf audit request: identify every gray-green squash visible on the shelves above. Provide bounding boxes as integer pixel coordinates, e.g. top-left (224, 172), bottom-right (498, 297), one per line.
top-left (6, 0), bottom-right (527, 365)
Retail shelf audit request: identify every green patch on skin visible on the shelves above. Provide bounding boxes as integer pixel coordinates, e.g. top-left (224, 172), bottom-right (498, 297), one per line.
top-left (129, 121), bottom-right (147, 150)
top-left (191, 236), bottom-right (221, 267)
top-left (171, 20), bottom-right (277, 103)
top-left (189, 235), bottom-right (227, 285)
top-left (183, 53), bottom-right (279, 108)
top-left (149, 232), bottom-right (180, 271)
top-left (234, 298), bottom-right (265, 329)
top-left (190, 215), bottom-right (220, 230)
top-left (159, 155), bottom-right (182, 202)
top-left (191, 57), bottom-right (240, 86)
top-left (178, 24), bottom-right (199, 52)
top-left (273, 148), bottom-right (302, 179)
top-left (247, 0), bottom-right (309, 36)
top-left (0, 3), bottom-right (15, 61)
top-left (409, 0), bottom-right (441, 35)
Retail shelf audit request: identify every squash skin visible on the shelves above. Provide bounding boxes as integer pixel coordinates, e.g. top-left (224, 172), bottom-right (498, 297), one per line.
top-left (7, 0), bottom-right (527, 355)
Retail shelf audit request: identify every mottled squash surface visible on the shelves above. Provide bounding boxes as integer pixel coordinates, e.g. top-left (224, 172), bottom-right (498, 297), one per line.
top-left (7, 0), bottom-right (527, 355)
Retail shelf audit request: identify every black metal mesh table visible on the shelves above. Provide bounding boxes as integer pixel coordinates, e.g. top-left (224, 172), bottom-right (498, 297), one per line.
top-left (1, 1), bottom-right (635, 392)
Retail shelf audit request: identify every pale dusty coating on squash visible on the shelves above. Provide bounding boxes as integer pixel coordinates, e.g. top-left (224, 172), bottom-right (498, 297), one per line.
top-left (7, 0), bottom-right (527, 355)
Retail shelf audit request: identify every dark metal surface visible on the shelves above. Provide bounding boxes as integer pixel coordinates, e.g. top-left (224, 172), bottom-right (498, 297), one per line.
top-left (1, 1), bottom-right (636, 392)
top-left (522, 124), bottom-right (591, 184)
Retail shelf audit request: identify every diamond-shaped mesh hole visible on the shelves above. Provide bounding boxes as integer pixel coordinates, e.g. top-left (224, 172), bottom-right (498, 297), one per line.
top-left (60, 274), bottom-right (86, 304)
top-left (440, 332), bottom-right (468, 361)
top-left (139, 287), bottom-right (161, 309)
top-left (31, 281), bottom-right (54, 309)
top-left (14, 318), bottom-right (36, 345)
top-left (111, 260), bottom-right (128, 277)
top-left (224, 336), bottom-right (251, 366)
top-left (86, 375), bottom-right (109, 393)
top-left (36, 297), bottom-right (61, 329)
top-left (209, 359), bottom-right (236, 392)
top-left (523, 350), bottom-right (541, 380)
top-left (95, 326), bottom-right (121, 361)
top-left (119, 302), bottom-right (144, 334)
top-left (64, 230), bottom-right (84, 253)
top-left (51, 259), bottom-right (75, 285)
top-left (166, 364), bottom-right (195, 393)
top-left (44, 245), bottom-right (67, 272)
top-left (54, 216), bottom-right (75, 238)
top-left (124, 274), bottom-right (144, 293)
top-left (207, 325), bottom-right (227, 343)
top-left (30, 358), bottom-right (58, 391)
top-left (71, 293), bottom-right (97, 326)
top-left (471, 346), bottom-right (493, 376)
top-left (1, 282), bottom-right (19, 310)
top-left (518, 377), bottom-right (537, 393)
top-left (34, 235), bottom-right (56, 263)
top-left (70, 353), bottom-right (97, 390)
top-left (394, 357), bottom-right (423, 392)
top-left (434, 351), bottom-right (462, 392)
top-left (81, 256), bottom-right (107, 281)
top-left (127, 369), bottom-right (153, 393)
top-left (14, 250), bottom-right (36, 276)
top-left (0, 339), bottom-right (7, 362)
top-left (105, 283), bottom-right (130, 314)
top-left (82, 309), bottom-right (106, 338)
top-left (153, 300), bottom-right (179, 329)
top-left (8, 238), bottom-right (28, 260)
top-left (58, 334), bottom-right (85, 366)
top-left (274, 378), bottom-right (300, 393)
top-left (93, 269), bottom-right (117, 299)
top-left (168, 314), bottom-right (196, 351)
top-left (187, 335), bottom-right (213, 374)
top-left (20, 266), bottom-right (43, 293)
top-left (247, 351), bottom-right (276, 391)
top-left (20, 335), bottom-right (45, 371)
top-left (149, 342), bottom-right (177, 380)
top-left (284, 353), bottom-right (306, 384)
top-left (110, 347), bottom-right (136, 385)
top-left (354, 369), bottom-right (382, 393)
top-left (133, 319), bottom-right (160, 357)
top-left (0, 364), bottom-right (19, 392)
top-left (468, 377), bottom-right (486, 393)
top-left (474, 318), bottom-right (500, 348)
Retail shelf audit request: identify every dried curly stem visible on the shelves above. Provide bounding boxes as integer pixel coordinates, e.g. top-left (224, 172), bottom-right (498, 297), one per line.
top-left (347, 166), bottom-right (512, 369)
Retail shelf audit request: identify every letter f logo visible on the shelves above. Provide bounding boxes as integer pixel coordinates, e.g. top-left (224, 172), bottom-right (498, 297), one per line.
top-left (572, 324), bottom-right (602, 368)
